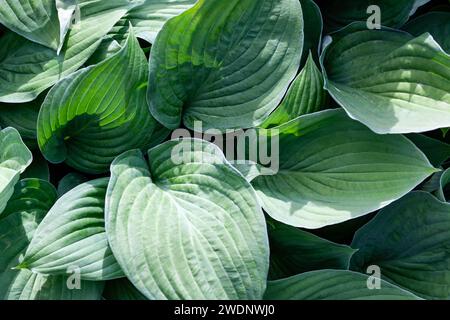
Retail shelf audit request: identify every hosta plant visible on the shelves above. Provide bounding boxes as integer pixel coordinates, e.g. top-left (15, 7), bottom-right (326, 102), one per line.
top-left (0, 0), bottom-right (449, 301)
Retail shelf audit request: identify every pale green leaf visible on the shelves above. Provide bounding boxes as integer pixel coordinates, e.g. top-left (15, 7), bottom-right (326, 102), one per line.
top-left (0, 0), bottom-right (61, 50)
top-left (251, 109), bottom-right (436, 229)
top-left (321, 23), bottom-right (450, 134)
top-left (0, 127), bottom-right (32, 214)
top-left (20, 178), bottom-right (123, 281)
top-left (106, 139), bottom-right (269, 299)
top-left (0, 178), bottom-right (104, 300)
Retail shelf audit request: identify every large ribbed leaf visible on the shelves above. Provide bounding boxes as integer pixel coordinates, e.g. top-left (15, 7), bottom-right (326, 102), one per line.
top-left (148, 0), bottom-right (303, 130)
top-left (403, 11), bottom-right (450, 53)
top-left (321, 23), bottom-right (450, 134)
top-left (0, 0), bottom-right (72, 50)
top-left (0, 127), bottom-right (32, 214)
top-left (321, 0), bottom-right (430, 33)
top-left (261, 53), bottom-right (327, 128)
top-left (0, 2), bottom-right (130, 103)
top-left (350, 192), bottom-right (450, 300)
top-left (103, 278), bottom-right (147, 300)
top-left (19, 178), bottom-right (123, 280)
top-left (264, 270), bottom-right (420, 300)
top-left (0, 179), bottom-right (104, 300)
top-left (106, 139), bottom-right (269, 299)
top-left (251, 110), bottom-right (436, 229)
top-left (37, 30), bottom-right (161, 174)
top-left (268, 219), bottom-right (356, 280)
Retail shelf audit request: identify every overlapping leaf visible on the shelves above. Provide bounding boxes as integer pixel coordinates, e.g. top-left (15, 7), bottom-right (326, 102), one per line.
top-left (148, 0), bottom-right (304, 130)
top-left (0, 179), bottom-right (104, 300)
top-left (0, 0), bottom-right (71, 50)
top-left (0, 2), bottom-right (130, 103)
top-left (0, 127), bottom-right (32, 214)
top-left (37, 29), bottom-right (162, 174)
top-left (250, 109), bottom-right (436, 229)
top-left (350, 192), bottom-right (450, 299)
top-left (264, 270), bottom-right (420, 300)
top-left (262, 53), bottom-right (327, 128)
top-left (19, 178), bottom-right (123, 281)
top-left (403, 11), bottom-right (450, 52)
top-left (268, 219), bottom-right (356, 280)
top-left (321, 23), bottom-right (450, 134)
top-left (106, 139), bottom-right (269, 299)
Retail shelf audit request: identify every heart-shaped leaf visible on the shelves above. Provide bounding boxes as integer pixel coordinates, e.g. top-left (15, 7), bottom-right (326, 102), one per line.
top-left (321, 22), bottom-right (450, 134)
top-left (148, 0), bottom-right (304, 130)
top-left (37, 29), bottom-right (164, 174)
top-left (106, 139), bottom-right (269, 299)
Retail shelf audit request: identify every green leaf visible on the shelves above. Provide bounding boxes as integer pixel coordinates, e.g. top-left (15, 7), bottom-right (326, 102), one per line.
top-left (261, 52), bottom-right (327, 128)
top-left (350, 192), bottom-right (450, 299)
top-left (0, 2), bottom-right (129, 103)
top-left (21, 151), bottom-right (50, 181)
top-left (403, 11), bottom-right (450, 53)
top-left (437, 168), bottom-right (450, 202)
top-left (37, 30), bottom-right (160, 174)
top-left (106, 0), bottom-right (197, 44)
top-left (57, 172), bottom-right (88, 196)
top-left (106, 139), bottom-right (269, 299)
top-left (0, 178), bottom-right (104, 299)
top-left (20, 178), bottom-right (123, 281)
top-left (321, 0), bottom-right (430, 33)
top-left (407, 134), bottom-right (450, 167)
top-left (321, 22), bottom-right (450, 134)
top-left (103, 278), bottom-right (147, 300)
top-left (299, 0), bottom-right (323, 64)
top-left (0, 127), bottom-right (33, 214)
top-left (251, 109), bottom-right (436, 229)
top-left (267, 219), bottom-right (356, 280)
top-left (264, 270), bottom-right (421, 300)
top-left (148, 0), bottom-right (304, 130)
top-left (0, 99), bottom-right (41, 149)
top-left (0, 0), bottom-right (61, 50)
